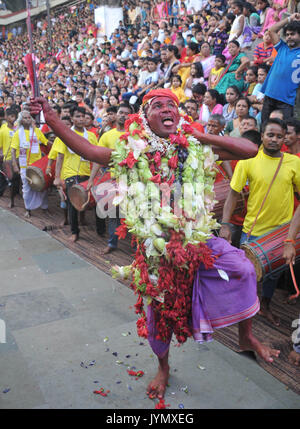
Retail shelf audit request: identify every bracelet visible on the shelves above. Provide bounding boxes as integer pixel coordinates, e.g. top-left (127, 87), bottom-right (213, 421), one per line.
top-left (220, 222), bottom-right (231, 227)
top-left (284, 239), bottom-right (296, 245)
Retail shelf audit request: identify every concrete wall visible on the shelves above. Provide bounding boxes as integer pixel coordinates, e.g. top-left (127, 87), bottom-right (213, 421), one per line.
top-left (0, 0), bottom-right (70, 26)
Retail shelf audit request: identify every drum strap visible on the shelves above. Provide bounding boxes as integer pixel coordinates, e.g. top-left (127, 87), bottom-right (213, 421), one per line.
top-left (247, 154), bottom-right (284, 239)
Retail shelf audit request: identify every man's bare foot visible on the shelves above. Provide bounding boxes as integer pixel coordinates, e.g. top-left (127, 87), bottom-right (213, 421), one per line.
top-left (147, 362), bottom-right (170, 399)
top-left (288, 350), bottom-right (300, 366)
top-left (24, 210), bottom-right (31, 218)
top-left (239, 335), bottom-right (280, 363)
top-left (69, 234), bottom-right (79, 242)
top-left (101, 246), bottom-right (117, 255)
top-left (239, 320), bottom-right (280, 363)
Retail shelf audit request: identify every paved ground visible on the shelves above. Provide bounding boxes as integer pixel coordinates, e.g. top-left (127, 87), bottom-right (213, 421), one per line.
top-left (0, 207), bottom-right (299, 410)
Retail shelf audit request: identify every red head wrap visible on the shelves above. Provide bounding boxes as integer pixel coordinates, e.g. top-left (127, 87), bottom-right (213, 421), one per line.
top-left (142, 89), bottom-right (180, 107)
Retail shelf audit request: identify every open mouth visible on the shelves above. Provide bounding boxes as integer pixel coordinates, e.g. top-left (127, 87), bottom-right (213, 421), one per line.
top-left (162, 117), bottom-right (174, 126)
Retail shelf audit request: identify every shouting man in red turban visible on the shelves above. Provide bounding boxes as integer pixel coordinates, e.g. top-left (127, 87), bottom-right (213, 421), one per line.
top-left (29, 91), bottom-right (281, 401)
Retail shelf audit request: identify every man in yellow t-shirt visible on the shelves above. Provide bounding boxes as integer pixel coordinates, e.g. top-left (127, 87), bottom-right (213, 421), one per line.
top-left (54, 106), bottom-right (98, 242)
top-left (47, 115), bottom-right (73, 226)
top-left (0, 108), bottom-right (19, 207)
top-left (11, 110), bottom-right (49, 217)
top-left (220, 118), bottom-right (300, 325)
top-left (87, 102), bottom-right (134, 253)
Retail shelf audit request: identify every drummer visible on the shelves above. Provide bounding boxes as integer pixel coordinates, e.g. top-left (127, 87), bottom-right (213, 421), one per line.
top-left (47, 115), bottom-right (73, 227)
top-left (53, 106), bottom-right (98, 242)
top-left (0, 108), bottom-right (20, 208)
top-left (220, 117), bottom-right (300, 326)
top-left (87, 102), bottom-right (134, 254)
top-left (11, 110), bottom-right (49, 218)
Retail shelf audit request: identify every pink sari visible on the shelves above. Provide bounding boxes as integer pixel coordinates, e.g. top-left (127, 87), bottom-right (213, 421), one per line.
top-left (259, 6), bottom-right (287, 36)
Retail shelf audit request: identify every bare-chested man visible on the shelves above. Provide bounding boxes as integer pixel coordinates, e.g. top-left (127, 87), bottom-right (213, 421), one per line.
top-left (30, 89), bottom-right (280, 400)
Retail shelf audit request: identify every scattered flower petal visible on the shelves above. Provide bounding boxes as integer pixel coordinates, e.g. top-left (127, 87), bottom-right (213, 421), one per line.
top-left (93, 387), bottom-right (110, 397)
top-left (127, 369), bottom-right (144, 378)
top-left (155, 398), bottom-right (170, 409)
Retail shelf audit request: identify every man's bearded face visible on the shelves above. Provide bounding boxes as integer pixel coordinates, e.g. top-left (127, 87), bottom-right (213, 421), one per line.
top-left (145, 96), bottom-right (180, 138)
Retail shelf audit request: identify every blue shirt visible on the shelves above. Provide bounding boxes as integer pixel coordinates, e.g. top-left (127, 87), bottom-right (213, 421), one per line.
top-left (261, 39), bottom-right (300, 106)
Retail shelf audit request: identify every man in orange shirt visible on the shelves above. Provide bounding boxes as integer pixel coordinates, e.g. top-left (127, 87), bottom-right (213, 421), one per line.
top-left (283, 118), bottom-right (300, 157)
top-left (183, 98), bottom-right (204, 133)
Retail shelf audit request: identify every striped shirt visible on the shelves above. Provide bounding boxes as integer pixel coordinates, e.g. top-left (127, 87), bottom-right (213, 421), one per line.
top-left (253, 42), bottom-right (274, 65)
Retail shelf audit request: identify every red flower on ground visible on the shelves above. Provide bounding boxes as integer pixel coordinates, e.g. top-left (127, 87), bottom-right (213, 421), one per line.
top-left (155, 398), bottom-right (170, 409)
top-left (93, 387), bottom-right (110, 397)
top-left (127, 369), bottom-right (144, 378)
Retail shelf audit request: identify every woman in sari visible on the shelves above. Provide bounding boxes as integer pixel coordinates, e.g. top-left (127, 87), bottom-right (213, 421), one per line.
top-left (199, 89), bottom-right (224, 127)
top-left (198, 41), bottom-right (216, 86)
top-left (224, 96), bottom-right (251, 137)
top-left (215, 40), bottom-right (250, 95)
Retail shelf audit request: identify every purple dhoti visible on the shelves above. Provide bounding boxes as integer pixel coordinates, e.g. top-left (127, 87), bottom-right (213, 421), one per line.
top-left (147, 236), bottom-right (260, 358)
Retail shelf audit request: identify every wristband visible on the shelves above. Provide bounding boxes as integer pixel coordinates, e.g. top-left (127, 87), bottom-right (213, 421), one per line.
top-left (284, 239), bottom-right (296, 245)
top-left (220, 222), bottom-right (231, 227)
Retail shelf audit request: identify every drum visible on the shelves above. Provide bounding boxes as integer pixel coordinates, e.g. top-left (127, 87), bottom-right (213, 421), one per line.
top-left (241, 223), bottom-right (300, 281)
top-left (213, 180), bottom-right (247, 220)
top-left (26, 155), bottom-right (55, 192)
top-left (68, 171), bottom-right (112, 212)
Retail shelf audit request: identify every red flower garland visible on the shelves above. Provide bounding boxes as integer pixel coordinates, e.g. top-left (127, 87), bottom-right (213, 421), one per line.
top-left (132, 231), bottom-right (216, 345)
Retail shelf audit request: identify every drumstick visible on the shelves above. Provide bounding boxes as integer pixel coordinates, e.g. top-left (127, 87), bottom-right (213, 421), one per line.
top-left (25, 0), bottom-right (40, 125)
top-left (288, 262), bottom-right (300, 301)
